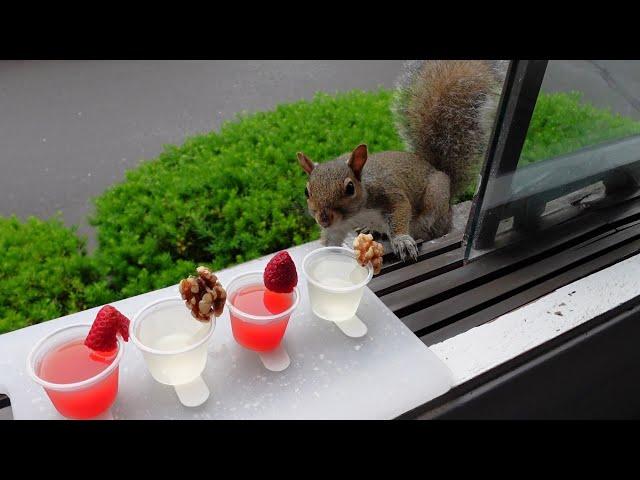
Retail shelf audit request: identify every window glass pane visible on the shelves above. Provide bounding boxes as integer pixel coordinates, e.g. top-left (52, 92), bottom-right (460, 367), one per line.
top-left (520, 61), bottom-right (640, 167)
top-left (465, 60), bottom-right (640, 260)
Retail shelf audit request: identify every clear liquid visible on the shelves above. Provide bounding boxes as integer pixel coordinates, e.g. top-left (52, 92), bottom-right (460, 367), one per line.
top-left (306, 254), bottom-right (368, 322)
top-left (137, 303), bottom-right (210, 386)
top-left (148, 332), bottom-right (196, 352)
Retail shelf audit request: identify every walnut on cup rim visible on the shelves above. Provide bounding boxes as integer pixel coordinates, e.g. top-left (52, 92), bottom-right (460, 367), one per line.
top-left (179, 266), bottom-right (227, 322)
top-left (353, 233), bottom-right (384, 275)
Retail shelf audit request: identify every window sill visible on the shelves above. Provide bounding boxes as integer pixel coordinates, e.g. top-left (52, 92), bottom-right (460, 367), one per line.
top-left (429, 252), bottom-right (640, 385)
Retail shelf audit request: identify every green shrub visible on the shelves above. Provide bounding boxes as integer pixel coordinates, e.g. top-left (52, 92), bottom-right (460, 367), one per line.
top-left (0, 216), bottom-right (110, 333)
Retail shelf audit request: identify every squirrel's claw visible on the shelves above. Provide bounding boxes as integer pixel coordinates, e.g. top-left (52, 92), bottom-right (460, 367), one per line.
top-left (390, 234), bottom-right (419, 262)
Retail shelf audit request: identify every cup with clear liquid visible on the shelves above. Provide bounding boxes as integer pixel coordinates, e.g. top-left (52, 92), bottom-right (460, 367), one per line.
top-left (130, 297), bottom-right (215, 407)
top-left (302, 246), bottom-right (373, 338)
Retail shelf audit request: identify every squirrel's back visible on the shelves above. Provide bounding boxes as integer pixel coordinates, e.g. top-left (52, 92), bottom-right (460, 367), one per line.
top-left (392, 60), bottom-right (507, 198)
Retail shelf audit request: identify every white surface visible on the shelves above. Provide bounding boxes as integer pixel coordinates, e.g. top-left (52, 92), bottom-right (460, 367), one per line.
top-left (335, 315), bottom-right (368, 338)
top-left (0, 241), bottom-right (454, 419)
top-left (431, 252), bottom-right (640, 384)
top-left (257, 345), bottom-right (291, 372)
top-left (174, 376), bottom-right (209, 407)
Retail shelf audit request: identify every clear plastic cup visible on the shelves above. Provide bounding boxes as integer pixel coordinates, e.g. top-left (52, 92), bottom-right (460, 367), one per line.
top-left (26, 323), bottom-right (124, 419)
top-left (130, 297), bottom-right (215, 407)
top-left (226, 271), bottom-right (300, 353)
top-left (302, 246), bottom-right (373, 323)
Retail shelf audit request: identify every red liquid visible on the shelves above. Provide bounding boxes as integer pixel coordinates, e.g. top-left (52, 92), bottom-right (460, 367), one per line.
top-left (38, 338), bottom-right (119, 419)
top-left (230, 285), bottom-right (293, 352)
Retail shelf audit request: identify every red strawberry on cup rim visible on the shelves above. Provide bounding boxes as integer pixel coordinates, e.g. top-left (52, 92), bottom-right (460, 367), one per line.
top-left (264, 251), bottom-right (298, 293)
top-left (84, 305), bottom-right (130, 352)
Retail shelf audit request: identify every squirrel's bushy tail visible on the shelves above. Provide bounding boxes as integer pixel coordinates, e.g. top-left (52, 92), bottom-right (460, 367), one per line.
top-left (392, 60), bottom-right (508, 198)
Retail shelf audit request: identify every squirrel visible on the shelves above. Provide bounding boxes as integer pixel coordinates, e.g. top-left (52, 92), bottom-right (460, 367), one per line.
top-left (297, 60), bottom-right (508, 261)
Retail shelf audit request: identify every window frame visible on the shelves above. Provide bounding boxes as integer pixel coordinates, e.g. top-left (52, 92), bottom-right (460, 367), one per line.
top-left (464, 59), bottom-right (549, 255)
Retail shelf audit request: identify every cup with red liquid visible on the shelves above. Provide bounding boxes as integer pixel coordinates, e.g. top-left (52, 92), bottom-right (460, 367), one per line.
top-left (226, 270), bottom-right (299, 371)
top-left (26, 323), bottom-right (124, 419)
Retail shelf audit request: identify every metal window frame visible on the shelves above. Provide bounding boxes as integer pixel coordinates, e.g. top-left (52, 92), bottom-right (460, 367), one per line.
top-left (464, 59), bottom-right (548, 255)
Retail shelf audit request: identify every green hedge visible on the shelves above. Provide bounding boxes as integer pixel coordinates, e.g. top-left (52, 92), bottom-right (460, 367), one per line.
top-left (0, 216), bottom-right (111, 334)
top-left (2, 89), bottom-right (640, 332)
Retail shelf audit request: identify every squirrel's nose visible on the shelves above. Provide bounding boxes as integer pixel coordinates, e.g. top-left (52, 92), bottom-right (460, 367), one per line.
top-left (318, 210), bottom-right (333, 227)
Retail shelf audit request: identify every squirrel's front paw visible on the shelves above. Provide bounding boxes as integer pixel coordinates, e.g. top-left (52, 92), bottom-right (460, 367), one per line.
top-left (390, 234), bottom-right (419, 262)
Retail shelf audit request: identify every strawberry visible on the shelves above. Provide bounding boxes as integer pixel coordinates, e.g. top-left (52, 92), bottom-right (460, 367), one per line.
top-left (263, 251), bottom-right (298, 293)
top-left (84, 305), bottom-right (130, 352)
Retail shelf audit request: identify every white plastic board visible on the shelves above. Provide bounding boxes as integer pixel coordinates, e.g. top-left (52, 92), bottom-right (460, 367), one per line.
top-left (0, 241), bottom-right (454, 419)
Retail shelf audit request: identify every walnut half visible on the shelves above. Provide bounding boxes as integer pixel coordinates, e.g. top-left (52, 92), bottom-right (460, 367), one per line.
top-left (179, 266), bottom-right (227, 322)
top-left (353, 233), bottom-right (384, 275)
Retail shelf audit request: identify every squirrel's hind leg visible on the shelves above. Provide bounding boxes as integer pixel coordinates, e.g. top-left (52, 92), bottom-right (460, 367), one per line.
top-left (430, 207), bottom-right (453, 238)
top-left (411, 171), bottom-right (453, 242)
top-left (411, 207), bottom-right (453, 241)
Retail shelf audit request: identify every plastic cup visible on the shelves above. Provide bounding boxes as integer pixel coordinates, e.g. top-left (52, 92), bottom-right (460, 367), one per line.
top-left (226, 271), bottom-right (299, 371)
top-left (26, 323), bottom-right (123, 419)
top-left (130, 297), bottom-right (215, 407)
top-left (302, 246), bottom-right (373, 337)
top-left (302, 246), bottom-right (373, 322)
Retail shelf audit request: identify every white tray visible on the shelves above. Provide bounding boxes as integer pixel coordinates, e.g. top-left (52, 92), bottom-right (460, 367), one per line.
top-left (0, 241), bottom-right (454, 419)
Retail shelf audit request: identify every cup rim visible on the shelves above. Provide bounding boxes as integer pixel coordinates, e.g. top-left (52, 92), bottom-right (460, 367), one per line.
top-left (26, 323), bottom-right (124, 392)
top-left (130, 296), bottom-right (216, 356)
top-left (226, 271), bottom-right (300, 322)
top-left (302, 246), bottom-right (373, 293)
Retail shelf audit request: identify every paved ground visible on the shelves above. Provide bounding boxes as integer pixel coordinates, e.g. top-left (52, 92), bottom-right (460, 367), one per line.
top-left (543, 60), bottom-right (640, 120)
top-left (1, 60), bottom-right (639, 249)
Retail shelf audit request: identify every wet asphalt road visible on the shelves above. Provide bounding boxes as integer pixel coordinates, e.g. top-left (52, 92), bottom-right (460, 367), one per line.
top-left (1, 60), bottom-right (639, 248)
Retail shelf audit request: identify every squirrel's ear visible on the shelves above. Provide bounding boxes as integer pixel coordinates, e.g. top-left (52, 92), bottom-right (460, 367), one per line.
top-left (348, 144), bottom-right (368, 180)
top-left (297, 152), bottom-right (316, 175)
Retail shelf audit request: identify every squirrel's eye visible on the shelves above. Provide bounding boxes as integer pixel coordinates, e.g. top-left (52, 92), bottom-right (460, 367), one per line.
top-left (305, 186), bottom-right (310, 198)
top-left (345, 181), bottom-right (355, 196)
